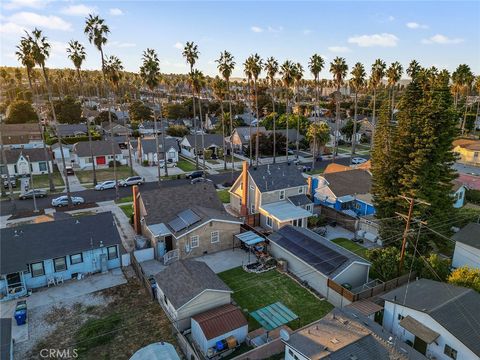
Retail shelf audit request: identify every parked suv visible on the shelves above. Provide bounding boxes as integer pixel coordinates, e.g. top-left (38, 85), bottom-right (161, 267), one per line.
top-left (120, 176), bottom-right (145, 186)
top-left (186, 171), bottom-right (204, 179)
top-left (19, 189), bottom-right (47, 200)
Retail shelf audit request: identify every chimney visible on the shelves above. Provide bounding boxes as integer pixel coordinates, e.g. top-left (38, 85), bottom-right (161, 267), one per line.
top-left (132, 185), bottom-right (142, 235)
top-left (241, 161), bottom-right (248, 216)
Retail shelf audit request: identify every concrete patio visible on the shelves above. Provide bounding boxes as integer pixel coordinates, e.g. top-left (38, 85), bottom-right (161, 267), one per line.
top-left (195, 248), bottom-right (253, 273)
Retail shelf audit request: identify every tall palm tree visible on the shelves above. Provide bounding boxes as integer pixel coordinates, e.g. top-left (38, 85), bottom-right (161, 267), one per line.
top-left (369, 59), bottom-right (386, 148)
top-left (308, 54), bottom-right (325, 118)
top-left (26, 28), bottom-right (72, 203)
top-left (406, 60), bottom-right (421, 79)
top-left (67, 40), bottom-right (98, 185)
top-left (104, 55), bottom-right (123, 199)
top-left (349, 62), bottom-right (366, 159)
top-left (293, 63), bottom-right (304, 160)
top-left (453, 65), bottom-right (474, 134)
top-left (264, 57), bottom-right (279, 163)
top-left (190, 69), bottom-right (207, 175)
top-left (329, 57), bottom-right (348, 162)
top-left (216, 51), bottom-right (236, 177)
top-left (182, 42), bottom-right (200, 169)
top-left (16, 37), bottom-right (55, 193)
top-left (386, 61), bottom-right (403, 122)
top-left (280, 60), bottom-right (295, 163)
top-left (243, 57), bottom-right (255, 165)
top-left (212, 76), bottom-right (228, 169)
top-left (140, 48), bottom-right (166, 182)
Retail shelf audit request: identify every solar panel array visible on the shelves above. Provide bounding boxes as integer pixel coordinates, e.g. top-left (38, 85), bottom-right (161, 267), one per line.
top-left (167, 209), bottom-right (201, 233)
top-left (275, 226), bottom-right (348, 275)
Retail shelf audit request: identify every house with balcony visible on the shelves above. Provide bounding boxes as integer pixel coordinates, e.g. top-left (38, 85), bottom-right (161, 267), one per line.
top-left (0, 212), bottom-right (122, 301)
top-left (0, 148), bottom-right (53, 176)
top-left (229, 162), bottom-right (313, 231)
top-left (71, 140), bottom-right (125, 169)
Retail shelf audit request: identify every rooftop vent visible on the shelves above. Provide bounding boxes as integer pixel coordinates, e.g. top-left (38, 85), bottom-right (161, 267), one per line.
top-left (330, 338), bottom-right (340, 344)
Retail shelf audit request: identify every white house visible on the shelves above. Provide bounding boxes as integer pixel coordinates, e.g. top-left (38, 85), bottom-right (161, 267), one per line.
top-left (191, 304), bottom-right (248, 356)
top-left (1, 148), bottom-right (53, 176)
top-left (452, 223), bottom-right (480, 269)
top-left (71, 140), bottom-right (125, 169)
top-left (381, 279), bottom-right (480, 360)
top-left (51, 143), bottom-right (71, 160)
top-left (180, 134), bottom-right (225, 158)
top-left (135, 137), bottom-right (178, 165)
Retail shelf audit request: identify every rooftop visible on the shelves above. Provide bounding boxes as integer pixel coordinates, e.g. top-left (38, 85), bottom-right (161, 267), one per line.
top-left (72, 140), bottom-right (122, 157)
top-left (322, 169), bottom-right (372, 197)
top-left (249, 162), bottom-right (307, 192)
top-left (260, 201), bottom-right (312, 222)
top-left (192, 304), bottom-right (248, 340)
top-left (452, 222), bottom-right (480, 250)
top-left (1, 147), bottom-right (52, 164)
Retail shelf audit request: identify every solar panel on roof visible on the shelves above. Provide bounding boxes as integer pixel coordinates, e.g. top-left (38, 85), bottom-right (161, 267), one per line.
top-left (168, 217), bottom-right (188, 232)
top-left (177, 209), bottom-right (201, 226)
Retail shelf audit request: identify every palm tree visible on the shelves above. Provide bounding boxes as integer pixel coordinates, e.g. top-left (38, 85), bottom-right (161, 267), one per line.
top-left (349, 62), bottom-right (366, 159)
top-left (140, 48), bottom-right (165, 182)
top-left (264, 57), bottom-right (279, 163)
top-left (280, 60), bottom-right (295, 163)
top-left (190, 69), bottom-right (207, 175)
top-left (369, 59), bottom-right (386, 148)
top-left (26, 28), bottom-right (72, 204)
top-left (307, 122), bottom-right (330, 160)
top-left (475, 76), bottom-right (480, 127)
top-left (182, 42), bottom-right (200, 169)
top-left (212, 76), bottom-right (228, 169)
top-left (16, 37), bottom-right (55, 194)
top-left (329, 57), bottom-right (348, 162)
top-left (216, 51), bottom-right (236, 177)
top-left (67, 40), bottom-right (98, 185)
top-left (452, 65), bottom-right (474, 134)
top-left (386, 61), bottom-right (403, 122)
top-left (292, 63), bottom-right (304, 160)
top-left (308, 54), bottom-right (324, 118)
top-left (104, 55), bottom-right (123, 199)
top-left (406, 60), bottom-right (421, 79)
top-left (243, 57), bottom-right (255, 165)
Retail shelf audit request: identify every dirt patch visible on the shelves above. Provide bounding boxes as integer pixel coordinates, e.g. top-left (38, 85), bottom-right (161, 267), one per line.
top-left (8, 209), bottom-right (45, 220)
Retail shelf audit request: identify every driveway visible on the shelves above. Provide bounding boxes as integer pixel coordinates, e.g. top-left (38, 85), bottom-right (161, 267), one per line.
top-left (195, 249), bottom-right (253, 273)
top-left (132, 160), bottom-right (184, 182)
top-left (56, 160), bottom-right (86, 192)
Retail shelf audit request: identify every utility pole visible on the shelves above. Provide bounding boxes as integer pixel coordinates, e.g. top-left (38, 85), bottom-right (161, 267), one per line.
top-left (395, 195), bottom-right (430, 273)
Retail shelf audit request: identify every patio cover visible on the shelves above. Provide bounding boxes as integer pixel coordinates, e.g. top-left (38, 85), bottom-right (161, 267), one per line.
top-left (250, 302), bottom-right (298, 331)
top-left (149, 223), bottom-right (171, 237)
top-left (399, 316), bottom-right (440, 344)
top-left (337, 195), bottom-right (355, 203)
top-left (236, 231), bottom-right (264, 246)
top-left (260, 201), bottom-right (312, 222)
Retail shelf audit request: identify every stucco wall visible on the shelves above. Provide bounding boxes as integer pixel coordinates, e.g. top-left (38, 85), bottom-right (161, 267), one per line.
top-left (261, 185), bottom-right (307, 205)
top-left (452, 242), bottom-right (480, 269)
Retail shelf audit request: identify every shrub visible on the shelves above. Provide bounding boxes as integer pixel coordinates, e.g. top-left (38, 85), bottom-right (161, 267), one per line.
top-left (108, 160), bottom-right (122, 168)
top-left (142, 160), bottom-right (149, 166)
top-left (466, 189), bottom-right (480, 205)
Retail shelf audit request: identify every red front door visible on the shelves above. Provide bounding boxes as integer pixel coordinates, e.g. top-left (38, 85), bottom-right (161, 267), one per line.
top-left (96, 156), bottom-right (106, 165)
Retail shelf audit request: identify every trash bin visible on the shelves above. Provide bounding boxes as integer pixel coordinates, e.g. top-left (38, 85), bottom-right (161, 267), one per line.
top-left (15, 309), bottom-right (27, 325)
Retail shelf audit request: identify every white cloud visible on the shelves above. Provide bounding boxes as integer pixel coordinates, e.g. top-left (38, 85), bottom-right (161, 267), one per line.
top-left (348, 33), bottom-right (398, 47)
top-left (3, 0), bottom-right (48, 10)
top-left (406, 22), bottom-right (428, 29)
top-left (109, 8), bottom-right (123, 16)
top-left (173, 42), bottom-right (183, 50)
top-left (328, 46), bottom-right (351, 53)
top-left (50, 40), bottom-right (67, 55)
top-left (251, 26), bottom-right (263, 33)
top-left (4, 12), bottom-right (72, 31)
top-left (421, 34), bottom-right (464, 44)
top-left (0, 22), bottom-right (26, 34)
top-left (61, 4), bottom-right (96, 16)
top-left (388, 15), bottom-right (395, 21)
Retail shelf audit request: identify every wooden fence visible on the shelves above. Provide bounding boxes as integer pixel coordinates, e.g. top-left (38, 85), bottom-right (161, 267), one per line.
top-left (130, 253), bottom-right (154, 298)
top-left (316, 205), bottom-right (357, 232)
top-left (245, 213), bottom-right (261, 227)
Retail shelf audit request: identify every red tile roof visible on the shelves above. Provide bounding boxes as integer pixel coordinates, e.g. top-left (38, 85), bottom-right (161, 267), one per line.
top-left (192, 304), bottom-right (247, 340)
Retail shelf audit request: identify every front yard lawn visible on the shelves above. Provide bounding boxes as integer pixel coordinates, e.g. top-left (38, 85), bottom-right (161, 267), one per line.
top-left (217, 189), bottom-right (230, 203)
top-left (331, 237), bottom-right (368, 259)
top-left (119, 204), bottom-right (133, 219)
top-left (218, 267), bottom-right (333, 331)
top-left (32, 170), bottom-right (64, 188)
top-left (177, 159), bottom-right (197, 172)
top-left (76, 166), bottom-right (135, 184)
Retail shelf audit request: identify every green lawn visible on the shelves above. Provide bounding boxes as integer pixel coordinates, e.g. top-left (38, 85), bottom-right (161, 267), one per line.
top-left (306, 168), bottom-right (323, 175)
top-left (76, 166), bottom-right (135, 184)
top-left (115, 196), bottom-right (133, 204)
top-left (32, 170), bottom-right (64, 189)
top-left (217, 189), bottom-right (230, 203)
top-left (177, 159), bottom-right (197, 172)
top-left (119, 204), bottom-right (133, 219)
top-left (331, 238), bottom-right (368, 259)
top-left (218, 267), bottom-right (333, 331)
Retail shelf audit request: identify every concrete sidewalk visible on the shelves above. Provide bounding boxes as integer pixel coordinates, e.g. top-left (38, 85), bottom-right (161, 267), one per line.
top-left (97, 200), bottom-right (136, 252)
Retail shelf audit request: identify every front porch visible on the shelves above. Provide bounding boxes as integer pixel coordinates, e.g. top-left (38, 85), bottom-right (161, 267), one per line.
top-left (0, 272), bottom-right (27, 302)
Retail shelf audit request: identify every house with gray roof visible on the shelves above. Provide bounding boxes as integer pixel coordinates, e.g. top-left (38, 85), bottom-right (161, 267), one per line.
top-left (229, 162), bottom-right (312, 231)
top-left (381, 278), bottom-right (480, 360)
top-left (179, 134), bottom-right (225, 158)
top-left (56, 124), bottom-right (88, 137)
top-left (230, 126), bottom-right (267, 151)
top-left (71, 140), bottom-right (125, 169)
top-left (134, 182), bottom-right (242, 262)
top-left (0, 212), bottom-right (122, 301)
top-left (268, 225), bottom-right (370, 307)
top-left (452, 222), bottom-right (480, 269)
top-left (0, 148), bottom-right (52, 176)
top-left (135, 137), bottom-right (179, 165)
top-left (154, 260), bottom-right (232, 331)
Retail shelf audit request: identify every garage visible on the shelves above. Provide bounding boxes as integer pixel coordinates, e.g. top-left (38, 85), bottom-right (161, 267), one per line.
top-left (96, 156), bottom-right (106, 165)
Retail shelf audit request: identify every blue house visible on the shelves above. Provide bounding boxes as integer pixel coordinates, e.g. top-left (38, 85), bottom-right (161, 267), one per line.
top-left (311, 169), bottom-right (376, 216)
top-left (0, 212), bottom-right (122, 301)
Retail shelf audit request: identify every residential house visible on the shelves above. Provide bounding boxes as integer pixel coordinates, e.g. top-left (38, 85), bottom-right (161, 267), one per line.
top-left (275, 128), bottom-right (305, 146)
top-left (230, 126), bottom-right (267, 152)
top-left (312, 168), bottom-right (375, 216)
top-left (56, 124), bottom-right (88, 138)
top-left (137, 121), bottom-right (163, 136)
top-left (381, 278), bottom-right (480, 360)
top-left (180, 134), bottom-right (225, 158)
top-left (0, 212), bottom-right (122, 301)
top-left (51, 142), bottom-right (71, 160)
top-left (133, 182), bottom-right (242, 261)
top-left (283, 308), bottom-right (426, 360)
top-left (71, 140), bottom-right (125, 169)
top-left (229, 162), bottom-right (313, 231)
top-left (0, 318), bottom-right (13, 360)
top-left (154, 260), bottom-right (232, 331)
top-left (452, 180), bottom-right (466, 208)
top-left (191, 304), bottom-right (248, 356)
top-left (0, 123), bottom-right (43, 149)
top-left (0, 148), bottom-right (53, 176)
top-left (268, 225), bottom-right (370, 307)
top-left (453, 139), bottom-right (480, 166)
top-left (135, 137), bottom-right (179, 165)
top-left (101, 121), bottom-right (132, 137)
top-left (452, 222), bottom-right (480, 269)
top-left (204, 114), bottom-right (218, 131)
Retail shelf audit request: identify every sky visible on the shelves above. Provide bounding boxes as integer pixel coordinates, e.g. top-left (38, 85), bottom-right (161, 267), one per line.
top-left (1, 0), bottom-right (479, 79)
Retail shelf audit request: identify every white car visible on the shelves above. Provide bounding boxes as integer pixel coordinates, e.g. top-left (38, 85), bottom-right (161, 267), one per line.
top-left (351, 157), bottom-right (367, 165)
top-left (95, 180), bottom-right (117, 191)
top-left (51, 196), bottom-right (85, 207)
top-left (119, 176), bottom-right (145, 187)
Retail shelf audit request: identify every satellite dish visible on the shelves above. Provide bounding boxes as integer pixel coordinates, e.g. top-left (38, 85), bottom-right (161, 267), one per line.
top-left (280, 329), bottom-right (290, 342)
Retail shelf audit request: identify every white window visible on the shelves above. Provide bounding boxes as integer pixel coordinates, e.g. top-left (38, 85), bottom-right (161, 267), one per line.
top-left (444, 345), bottom-right (458, 359)
top-left (211, 231), bottom-right (220, 243)
top-left (306, 204), bottom-right (312, 212)
top-left (279, 190), bottom-right (285, 200)
top-left (107, 246), bottom-right (118, 260)
top-left (250, 204), bottom-right (255, 213)
top-left (70, 253), bottom-right (83, 265)
top-left (190, 235), bottom-right (199, 248)
top-left (298, 187), bottom-right (303, 194)
top-left (53, 257), bottom-right (67, 272)
top-left (30, 262), bottom-right (44, 277)
top-left (266, 217), bottom-right (273, 228)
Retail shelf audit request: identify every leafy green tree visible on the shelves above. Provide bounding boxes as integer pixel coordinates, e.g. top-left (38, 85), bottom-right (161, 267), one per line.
top-left (329, 57), bottom-right (348, 159)
top-left (166, 124), bottom-right (189, 137)
top-left (420, 254), bottom-right (451, 281)
top-left (5, 100), bottom-right (37, 123)
top-left (128, 100), bottom-right (153, 122)
top-left (52, 95), bottom-right (82, 124)
top-left (247, 132), bottom-right (287, 157)
top-left (95, 110), bottom-right (118, 124)
top-left (366, 246), bottom-right (422, 281)
top-left (306, 122), bottom-right (330, 157)
top-left (448, 266), bottom-right (480, 292)
top-left (349, 62), bottom-right (366, 156)
top-left (162, 102), bottom-right (189, 119)
top-left (340, 119), bottom-right (354, 141)
top-left (261, 112), bottom-right (310, 135)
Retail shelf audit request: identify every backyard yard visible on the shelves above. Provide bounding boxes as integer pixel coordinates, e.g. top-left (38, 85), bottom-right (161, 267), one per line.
top-left (76, 166), bottom-right (135, 184)
top-left (218, 267), bottom-right (333, 331)
top-left (331, 237), bottom-right (369, 259)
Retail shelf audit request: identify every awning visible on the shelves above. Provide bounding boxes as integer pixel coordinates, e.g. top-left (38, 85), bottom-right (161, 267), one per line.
top-left (149, 223), bottom-right (171, 237)
top-left (236, 231), bottom-right (264, 246)
top-left (260, 201), bottom-right (312, 222)
top-left (250, 302), bottom-right (298, 331)
top-left (399, 316), bottom-right (440, 344)
top-left (337, 195), bottom-right (355, 203)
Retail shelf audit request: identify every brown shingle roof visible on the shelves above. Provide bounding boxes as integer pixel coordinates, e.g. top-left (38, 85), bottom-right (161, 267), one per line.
top-left (192, 304), bottom-right (247, 340)
top-left (323, 169), bottom-right (372, 197)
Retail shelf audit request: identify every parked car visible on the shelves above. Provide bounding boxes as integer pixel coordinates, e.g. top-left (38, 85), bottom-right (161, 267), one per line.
top-left (94, 180), bottom-right (117, 191)
top-left (51, 195), bottom-right (85, 207)
top-left (3, 176), bottom-right (16, 189)
top-left (65, 166), bottom-right (75, 175)
top-left (351, 157), bottom-right (367, 165)
top-left (159, 160), bottom-right (177, 168)
top-left (19, 189), bottom-right (47, 200)
top-left (191, 177), bottom-right (212, 184)
top-left (186, 170), bottom-right (204, 179)
top-left (120, 176), bottom-right (145, 187)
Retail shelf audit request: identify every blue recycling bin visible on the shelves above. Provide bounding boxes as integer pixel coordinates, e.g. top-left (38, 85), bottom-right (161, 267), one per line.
top-left (15, 309), bottom-right (27, 325)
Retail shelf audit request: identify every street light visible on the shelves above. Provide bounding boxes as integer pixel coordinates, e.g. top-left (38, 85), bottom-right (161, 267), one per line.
top-left (26, 155), bottom-right (38, 213)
